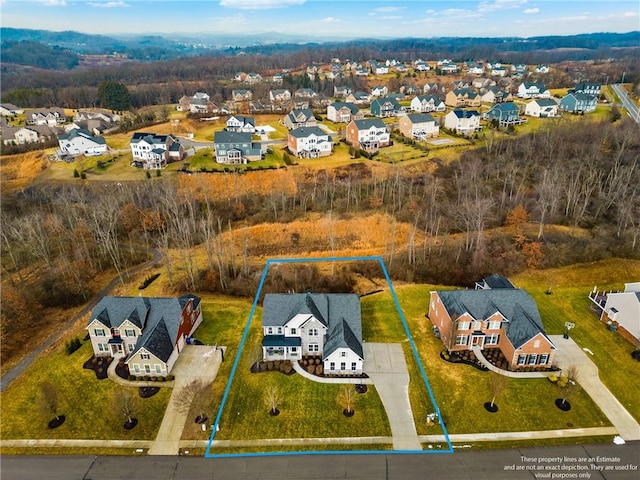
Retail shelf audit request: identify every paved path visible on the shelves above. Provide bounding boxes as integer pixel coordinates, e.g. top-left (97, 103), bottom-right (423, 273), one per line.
top-left (292, 360), bottom-right (373, 384)
top-left (0, 246), bottom-right (162, 394)
top-left (550, 335), bottom-right (640, 441)
top-left (147, 346), bottom-right (225, 456)
top-left (363, 343), bottom-right (422, 451)
top-left (611, 83), bottom-right (640, 123)
top-left (106, 353), bottom-right (175, 388)
top-left (472, 346), bottom-right (552, 378)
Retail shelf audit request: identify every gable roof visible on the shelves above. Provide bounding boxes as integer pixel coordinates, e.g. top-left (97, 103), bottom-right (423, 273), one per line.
top-left (436, 289), bottom-right (554, 349)
top-left (285, 109), bottom-right (315, 123)
top-left (371, 97), bottom-right (402, 109)
top-left (288, 126), bottom-right (328, 139)
top-left (58, 128), bottom-right (106, 144)
top-left (405, 113), bottom-right (436, 124)
top-left (131, 132), bottom-right (172, 145)
top-left (214, 130), bottom-right (253, 144)
top-left (352, 118), bottom-right (387, 130)
top-left (324, 319), bottom-right (364, 359)
top-left (90, 296), bottom-right (151, 329)
top-left (451, 109), bottom-right (480, 119)
top-left (330, 102), bottom-right (359, 114)
top-left (227, 115), bottom-right (255, 127)
top-left (480, 274), bottom-right (516, 289)
top-left (488, 102), bottom-right (519, 113)
top-left (531, 99), bottom-right (558, 107)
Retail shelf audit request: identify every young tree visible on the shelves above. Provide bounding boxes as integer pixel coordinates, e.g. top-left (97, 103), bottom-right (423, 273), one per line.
top-left (338, 384), bottom-right (358, 416)
top-left (38, 381), bottom-right (61, 421)
top-left (486, 372), bottom-right (508, 411)
top-left (264, 383), bottom-right (281, 415)
top-left (557, 365), bottom-right (579, 409)
top-left (112, 387), bottom-right (138, 427)
top-left (174, 379), bottom-right (211, 423)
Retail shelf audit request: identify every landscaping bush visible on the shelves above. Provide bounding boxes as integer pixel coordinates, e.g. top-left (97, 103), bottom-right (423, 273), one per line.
top-left (128, 374), bottom-right (136, 381)
top-left (166, 375), bottom-right (175, 381)
top-left (65, 337), bottom-right (82, 355)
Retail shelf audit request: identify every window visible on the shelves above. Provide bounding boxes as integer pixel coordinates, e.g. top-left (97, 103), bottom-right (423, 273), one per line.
top-left (132, 364), bottom-right (140, 374)
top-left (290, 328), bottom-right (297, 335)
top-left (330, 362), bottom-right (335, 370)
top-left (125, 329), bottom-right (136, 337)
top-left (454, 335), bottom-right (468, 346)
top-left (144, 364), bottom-right (151, 374)
top-left (457, 321), bottom-right (470, 331)
top-left (533, 339), bottom-right (540, 348)
top-left (291, 347), bottom-right (297, 353)
top-left (128, 343), bottom-right (135, 352)
top-left (267, 327), bottom-right (273, 334)
top-left (539, 354), bottom-right (549, 364)
top-left (351, 362), bottom-right (357, 371)
top-left (155, 365), bottom-right (162, 374)
top-left (341, 351), bottom-right (347, 357)
top-left (485, 334), bottom-right (500, 345)
top-left (340, 362), bottom-right (346, 370)
top-left (112, 329), bottom-right (120, 336)
top-left (309, 344), bottom-right (319, 353)
top-left (528, 354), bottom-right (538, 365)
top-left (141, 353), bottom-right (150, 360)
top-left (94, 328), bottom-right (106, 337)
top-left (98, 343), bottom-right (109, 352)
top-left (309, 328), bottom-right (318, 336)
top-left (473, 321), bottom-right (483, 330)
top-left (488, 320), bottom-right (501, 330)
top-left (517, 355), bottom-right (527, 366)
top-left (277, 327), bottom-right (283, 334)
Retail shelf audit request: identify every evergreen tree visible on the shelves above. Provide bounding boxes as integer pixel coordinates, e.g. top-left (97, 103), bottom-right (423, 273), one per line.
top-left (98, 81), bottom-right (131, 111)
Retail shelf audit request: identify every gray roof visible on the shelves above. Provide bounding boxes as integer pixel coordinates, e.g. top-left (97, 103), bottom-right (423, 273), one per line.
top-left (532, 99), bottom-right (558, 107)
top-left (481, 274), bottom-right (515, 289)
top-left (285, 109), bottom-right (315, 123)
top-left (405, 113), bottom-right (436, 124)
top-left (58, 128), bottom-right (106, 144)
top-left (262, 292), bottom-right (363, 359)
top-left (436, 289), bottom-right (554, 349)
top-left (288, 126), bottom-right (328, 139)
top-left (214, 130), bottom-right (253, 144)
top-left (371, 97), bottom-right (401, 109)
top-left (488, 102), bottom-right (519, 113)
top-left (131, 132), bottom-right (171, 145)
top-left (352, 118), bottom-right (387, 130)
top-left (451, 109), bottom-right (480, 119)
top-left (330, 102), bottom-right (359, 114)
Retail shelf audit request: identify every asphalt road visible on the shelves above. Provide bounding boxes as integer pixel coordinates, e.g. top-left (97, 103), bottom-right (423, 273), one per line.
top-left (610, 83), bottom-right (640, 124)
top-left (2, 442), bottom-right (639, 480)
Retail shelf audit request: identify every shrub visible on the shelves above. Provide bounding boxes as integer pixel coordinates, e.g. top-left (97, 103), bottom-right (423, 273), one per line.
top-left (158, 376), bottom-right (165, 382)
top-left (80, 172), bottom-right (86, 179)
top-left (145, 170), bottom-right (151, 179)
top-left (65, 337), bottom-right (82, 355)
top-left (73, 169), bottom-right (80, 178)
top-left (128, 374), bottom-right (136, 381)
top-left (166, 375), bottom-right (175, 381)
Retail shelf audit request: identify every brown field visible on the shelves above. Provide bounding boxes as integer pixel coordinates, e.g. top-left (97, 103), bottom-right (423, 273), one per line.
top-left (0, 150), bottom-right (51, 193)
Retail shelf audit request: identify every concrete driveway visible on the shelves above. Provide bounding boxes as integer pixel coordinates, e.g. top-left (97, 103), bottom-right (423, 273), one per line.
top-left (148, 345), bottom-right (225, 455)
top-left (550, 335), bottom-right (640, 441)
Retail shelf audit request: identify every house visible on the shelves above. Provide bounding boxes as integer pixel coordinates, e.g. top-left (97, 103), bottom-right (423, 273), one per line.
top-left (294, 88), bottom-right (317, 99)
top-left (559, 92), bottom-right (597, 113)
top-left (345, 118), bottom-right (390, 152)
top-left (423, 82), bottom-right (440, 93)
top-left (283, 109), bottom-right (317, 130)
top-left (226, 115), bottom-right (256, 133)
top-left (231, 89), bottom-right (253, 102)
top-left (468, 63), bottom-right (485, 75)
top-left (400, 85), bottom-right (420, 96)
top-left (333, 86), bottom-right (352, 98)
top-left (269, 89), bottom-right (292, 103)
top-left (535, 65), bottom-right (550, 73)
top-left (346, 91), bottom-right (370, 105)
top-left (574, 82), bottom-right (601, 97)
top-left (57, 128), bottom-right (107, 157)
top-left (326, 102), bottom-right (363, 123)
top-left (261, 292), bottom-right (364, 376)
top-left (444, 109), bottom-right (481, 136)
top-left (590, 282), bottom-right (640, 347)
top-left (398, 113), bottom-right (439, 140)
top-left (524, 98), bottom-right (560, 118)
top-left (472, 78), bottom-right (496, 89)
top-left (475, 274), bottom-right (516, 290)
top-left (452, 80), bottom-right (470, 89)
top-left (73, 110), bottom-right (120, 134)
top-left (371, 85), bottom-right (389, 97)
top-left (0, 103), bottom-right (23, 116)
top-left (234, 72), bottom-right (247, 82)
top-left (445, 88), bottom-right (481, 108)
top-left (287, 126), bottom-right (333, 158)
top-left (517, 82), bottom-right (550, 99)
top-left (369, 60), bottom-right (388, 75)
top-left (245, 72), bottom-right (263, 84)
top-left (484, 102), bottom-right (523, 126)
top-left (130, 132), bottom-right (182, 169)
top-left (491, 66), bottom-right (507, 77)
top-left (25, 108), bottom-right (66, 126)
top-left (410, 95), bottom-right (446, 113)
top-left (439, 60), bottom-right (458, 73)
top-left (272, 73), bottom-right (284, 84)
top-left (213, 131), bottom-right (262, 164)
top-left (370, 97), bottom-right (403, 118)
top-left (428, 287), bottom-right (556, 370)
top-left (177, 92), bottom-right (217, 114)
top-left (354, 67), bottom-right (370, 77)
top-left (481, 87), bottom-right (513, 104)
top-left (2, 125), bottom-right (56, 145)
top-left (414, 61), bottom-right (431, 71)
top-left (86, 294), bottom-right (203, 377)
top-left (512, 64), bottom-right (527, 74)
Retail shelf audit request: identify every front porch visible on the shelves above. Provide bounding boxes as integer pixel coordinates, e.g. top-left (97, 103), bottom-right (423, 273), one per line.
top-left (262, 335), bottom-right (302, 361)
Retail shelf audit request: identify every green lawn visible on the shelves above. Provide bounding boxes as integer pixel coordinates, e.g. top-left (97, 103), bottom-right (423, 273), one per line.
top-left (186, 149), bottom-right (286, 172)
top-left (0, 341), bottom-right (170, 441)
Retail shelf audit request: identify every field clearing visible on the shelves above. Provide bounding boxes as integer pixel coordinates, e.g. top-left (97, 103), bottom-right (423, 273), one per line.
top-left (0, 150), bottom-right (50, 193)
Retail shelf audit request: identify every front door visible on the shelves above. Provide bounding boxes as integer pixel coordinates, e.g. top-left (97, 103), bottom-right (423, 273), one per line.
top-left (471, 335), bottom-right (484, 348)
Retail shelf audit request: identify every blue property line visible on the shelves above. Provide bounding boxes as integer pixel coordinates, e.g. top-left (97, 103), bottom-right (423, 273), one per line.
top-left (205, 255), bottom-right (453, 457)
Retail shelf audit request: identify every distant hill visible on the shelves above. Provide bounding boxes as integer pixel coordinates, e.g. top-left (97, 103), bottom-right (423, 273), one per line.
top-left (1, 40), bottom-right (80, 70)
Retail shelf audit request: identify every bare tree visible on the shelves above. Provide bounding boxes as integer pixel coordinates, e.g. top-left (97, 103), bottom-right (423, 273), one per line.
top-left (112, 388), bottom-right (138, 426)
top-left (174, 379), bottom-right (211, 422)
top-left (557, 365), bottom-right (580, 407)
top-left (487, 372), bottom-right (508, 408)
top-left (38, 381), bottom-right (61, 421)
top-left (264, 383), bottom-right (281, 415)
top-left (337, 384), bottom-right (358, 415)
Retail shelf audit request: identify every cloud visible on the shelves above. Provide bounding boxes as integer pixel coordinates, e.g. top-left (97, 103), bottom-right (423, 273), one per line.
top-left (478, 0), bottom-right (527, 13)
top-left (623, 11), bottom-right (638, 17)
top-left (524, 7), bottom-right (540, 14)
top-left (374, 6), bottom-right (405, 13)
top-left (441, 8), bottom-right (481, 18)
top-left (36, 0), bottom-right (67, 6)
top-left (319, 16), bottom-right (341, 23)
top-left (382, 16), bottom-right (403, 20)
top-left (88, 1), bottom-right (130, 7)
top-left (220, 0), bottom-right (304, 9)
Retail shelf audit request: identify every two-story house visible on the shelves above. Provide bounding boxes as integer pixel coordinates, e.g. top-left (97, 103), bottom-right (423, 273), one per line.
top-left (481, 87), bottom-right (513, 104)
top-left (559, 92), bottom-right (597, 113)
top-left (86, 294), bottom-right (203, 377)
top-left (428, 281), bottom-right (556, 370)
top-left (214, 131), bottom-right (262, 164)
top-left (398, 113), bottom-right (439, 140)
top-left (484, 102), bottom-right (523, 126)
top-left (283, 109), bottom-right (317, 130)
top-left (346, 118), bottom-right (390, 152)
top-left (269, 89), bottom-right (292, 103)
top-left (231, 89), bottom-right (253, 102)
top-left (370, 97), bottom-right (403, 118)
top-left (524, 98), bottom-right (560, 118)
top-left (57, 128), bottom-right (107, 157)
top-left (130, 132), bottom-right (182, 169)
top-left (445, 88), bottom-right (481, 108)
top-left (517, 82), bottom-right (550, 99)
top-left (574, 82), bottom-right (601, 97)
top-left (346, 91), bottom-right (371, 105)
top-left (25, 108), bottom-right (67, 126)
top-left (410, 95), bottom-right (446, 113)
top-left (226, 115), bottom-right (256, 133)
top-left (262, 292), bottom-right (364, 376)
top-left (326, 102), bottom-right (363, 123)
top-left (287, 126), bottom-right (333, 158)
top-left (444, 109), bottom-right (481, 136)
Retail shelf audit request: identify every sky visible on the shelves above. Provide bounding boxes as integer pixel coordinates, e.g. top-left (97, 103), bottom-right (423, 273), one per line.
top-left (1, 0), bottom-right (639, 38)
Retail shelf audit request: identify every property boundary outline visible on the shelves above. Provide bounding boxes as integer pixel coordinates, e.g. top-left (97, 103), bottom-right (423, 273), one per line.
top-left (205, 255), bottom-right (453, 457)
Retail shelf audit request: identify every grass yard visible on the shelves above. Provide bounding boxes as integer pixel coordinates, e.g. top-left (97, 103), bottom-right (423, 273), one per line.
top-left (0, 341), bottom-right (170, 442)
top-left (512, 258), bottom-right (640, 422)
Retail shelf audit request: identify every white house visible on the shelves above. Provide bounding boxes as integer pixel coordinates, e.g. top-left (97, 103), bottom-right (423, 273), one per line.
top-left (25, 108), bottom-right (66, 126)
top-left (0, 103), bottom-right (23, 116)
top-left (599, 282), bottom-right (640, 347)
top-left (269, 89), bottom-right (292, 103)
top-left (371, 85), bottom-right (389, 97)
top-left (444, 109), bottom-right (481, 136)
top-left (86, 294), bottom-right (203, 377)
top-left (410, 95), bottom-right (446, 113)
top-left (57, 128), bottom-right (107, 157)
top-left (524, 99), bottom-right (560, 118)
top-left (226, 115), bottom-right (256, 133)
top-left (517, 82), bottom-right (551, 99)
top-left (130, 132), bottom-right (182, 169)
top-left (287, 126), bottom-right (333, 158)
top-left (261, 292), bottom-right (364, 376)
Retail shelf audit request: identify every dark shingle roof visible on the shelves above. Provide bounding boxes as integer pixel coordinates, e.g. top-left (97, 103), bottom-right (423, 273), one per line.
top-left (352, 118), bottom-right (387, 130)
top-left (406, 113), bottom-right (436, 124)
top-left (324, 318), bottom-right (364, 359)
top-left (288, 126), bottom-right (327, 138)
top-left (452, 109), bottom-right (480, 119)
top-left (214, 130), bottom-right (252, 144)
top-left (482, 274), bottom-right (515, 289)
top-left (436, 289), bottom-right (553, 349)
top-left (138, 318), bottom-right (174, 362)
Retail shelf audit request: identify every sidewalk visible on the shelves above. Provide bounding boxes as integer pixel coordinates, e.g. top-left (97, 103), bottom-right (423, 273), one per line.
top-left (472, 346), bottom-right (552, 378)
top-left (549, 335), bottom-right (640, 441)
